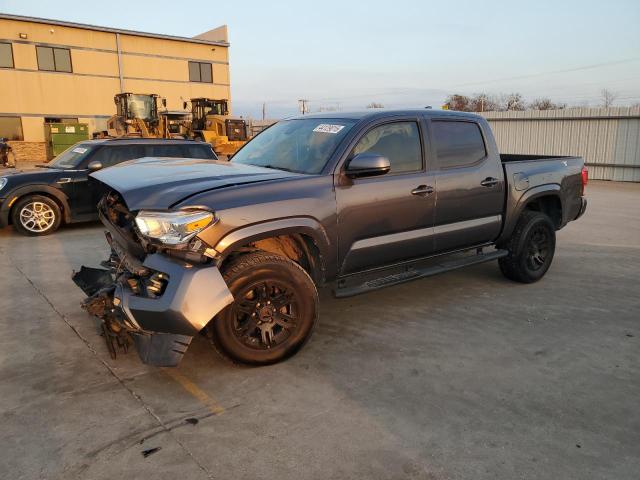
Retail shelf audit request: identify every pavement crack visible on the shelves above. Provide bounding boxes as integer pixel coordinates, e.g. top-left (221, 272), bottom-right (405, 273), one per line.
top-left (10, 261), bottom-right (215, 480)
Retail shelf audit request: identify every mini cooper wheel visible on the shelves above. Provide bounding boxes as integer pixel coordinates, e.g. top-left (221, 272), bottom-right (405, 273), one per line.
top-left (210, 251), bottom-right (318, 365)
top-left (12, 195), bottom-right (62, 236)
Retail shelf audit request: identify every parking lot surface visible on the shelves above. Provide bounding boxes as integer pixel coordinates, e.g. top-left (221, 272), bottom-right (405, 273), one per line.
top-left (0, 180), bottom-right (638, 480)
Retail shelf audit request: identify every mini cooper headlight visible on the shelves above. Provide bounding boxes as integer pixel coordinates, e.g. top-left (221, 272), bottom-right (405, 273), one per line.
top-left (0, 177), bottom-right (7, 191)
top-left (135, 210), bottom-right (215, 245)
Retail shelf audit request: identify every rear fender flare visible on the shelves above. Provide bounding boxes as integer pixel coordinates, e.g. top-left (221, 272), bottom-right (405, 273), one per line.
top-left (3, 184), bottom-right (72, 224)
top-left (498, 184), bottom-right (561, 245)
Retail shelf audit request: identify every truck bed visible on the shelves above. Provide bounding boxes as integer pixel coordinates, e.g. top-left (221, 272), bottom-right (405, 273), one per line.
top-left (500, 154), bottom-right (585, 241)
top-left (500, 153), bottom-right (577, 163)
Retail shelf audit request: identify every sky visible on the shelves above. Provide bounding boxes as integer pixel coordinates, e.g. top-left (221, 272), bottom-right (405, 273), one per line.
top-left (1, 0), bottom-right (639, 118)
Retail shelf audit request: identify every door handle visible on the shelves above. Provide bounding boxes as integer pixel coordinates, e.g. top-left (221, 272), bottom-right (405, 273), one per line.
top-left (411, 185), bottom-right (434, 196)
top-left (480, 177), bottom-right (499, 187)
top-left (56, 177), bottom-right (72, 184)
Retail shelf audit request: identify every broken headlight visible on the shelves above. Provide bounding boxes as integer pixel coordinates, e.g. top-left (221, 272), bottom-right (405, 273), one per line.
top-left (134, 210), bottom-right (215, 246)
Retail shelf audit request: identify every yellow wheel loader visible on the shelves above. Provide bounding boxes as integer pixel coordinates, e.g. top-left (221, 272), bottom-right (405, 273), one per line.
top-left (189, 98), bottom-right (248, 156)
top-left (104, 93), bottom-right (191, 139)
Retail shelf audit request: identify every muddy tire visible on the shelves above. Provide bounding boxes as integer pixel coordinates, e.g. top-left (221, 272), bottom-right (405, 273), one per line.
top-left (210, 251), bottom-right (318, 365)
top-left (499, 210), bottom-right (556, 283)
top-left (11, 194), bottom-right (62, 236)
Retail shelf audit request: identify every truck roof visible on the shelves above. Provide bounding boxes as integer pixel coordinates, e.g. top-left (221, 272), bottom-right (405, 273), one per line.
top-left (290, 109), bottom-right (484, 122)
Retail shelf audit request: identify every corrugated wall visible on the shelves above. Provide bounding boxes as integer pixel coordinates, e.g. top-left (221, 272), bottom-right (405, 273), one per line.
top-left (481, 107), bottom-right (640, 182)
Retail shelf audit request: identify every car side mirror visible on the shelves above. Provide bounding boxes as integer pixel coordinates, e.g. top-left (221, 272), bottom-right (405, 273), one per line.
top-left (345, 153), bottom-right (391, 178)
top-left (162, 98), bottom-right (167, 107)
top-left (183, 101), bottom-right (188, 110)
top-left (87, 160), bottom-right (103, 172)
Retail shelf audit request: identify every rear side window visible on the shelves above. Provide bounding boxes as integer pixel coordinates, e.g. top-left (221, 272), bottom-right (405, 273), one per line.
top-left (145, 144), bottom-right (184, 157)
top-left (145, 144), bottom-right (216, 159)
top-left (91, 145), bottom-right (146, 168)
top-left (182, 144), bottom-right (216, 159)
top-left (432, 121), bottom-right (486, 169)
top-left (352, 121), bottom-right (422, 174)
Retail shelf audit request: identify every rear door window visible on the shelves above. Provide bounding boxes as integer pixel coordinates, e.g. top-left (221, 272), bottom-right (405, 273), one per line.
top-left (431, 121), bottom-right (486, 169)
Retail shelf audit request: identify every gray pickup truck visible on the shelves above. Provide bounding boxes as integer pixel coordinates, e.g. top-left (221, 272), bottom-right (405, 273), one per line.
top-left (73, 110), bottom-right (588, 367)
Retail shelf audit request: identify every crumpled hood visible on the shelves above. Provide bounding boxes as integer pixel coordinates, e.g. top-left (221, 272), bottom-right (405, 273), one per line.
top-left (90, 157), bottom-right (300, 210)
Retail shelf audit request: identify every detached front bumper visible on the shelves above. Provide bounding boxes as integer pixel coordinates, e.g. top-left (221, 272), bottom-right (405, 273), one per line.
top-left (116, 253), bottom-right (233, 336)
top-left (74, 252), bottom-right (233, 367)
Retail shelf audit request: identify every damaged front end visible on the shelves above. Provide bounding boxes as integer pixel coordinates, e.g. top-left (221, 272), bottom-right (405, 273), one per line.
top-left (73, 191), bottom-right (233, 367)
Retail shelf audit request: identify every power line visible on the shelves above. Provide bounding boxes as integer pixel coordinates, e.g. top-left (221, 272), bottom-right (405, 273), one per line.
top-left (449, 57), bottom-right (640, 88)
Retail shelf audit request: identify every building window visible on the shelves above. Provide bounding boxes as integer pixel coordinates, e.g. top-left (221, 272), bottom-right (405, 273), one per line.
top-left (45, 117), bottom-right (79, 124)
top-left (0, 116), bottom-right (24, 141)
top-left (188, 61), bottom-right (213, 83)
top-left (36, 46), bottom-right (72, 72)
top-left (0, 42), bottom-right (14, 68)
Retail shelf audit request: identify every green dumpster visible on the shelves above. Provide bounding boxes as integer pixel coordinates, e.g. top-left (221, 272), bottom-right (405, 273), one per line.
top-left (45, 123), bottom-right (89, 160)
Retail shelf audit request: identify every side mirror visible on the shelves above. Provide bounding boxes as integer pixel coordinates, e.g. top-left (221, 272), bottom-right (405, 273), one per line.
top-left (183, 101), bottom-right (188, 110)
top-left (87, 161), bottom-right (103, 172)
top-left (345, 153), bottom-right (390, 178)
top-left (162, 98), bottom-right (167, 107)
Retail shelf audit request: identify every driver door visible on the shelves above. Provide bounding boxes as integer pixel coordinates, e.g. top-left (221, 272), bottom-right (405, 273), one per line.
top-left (335, 119), bottom-right (436, 275)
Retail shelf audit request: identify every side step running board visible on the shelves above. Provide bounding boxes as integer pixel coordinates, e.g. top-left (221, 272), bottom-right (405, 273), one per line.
top-left (335, 249), bottom-right (508, 298)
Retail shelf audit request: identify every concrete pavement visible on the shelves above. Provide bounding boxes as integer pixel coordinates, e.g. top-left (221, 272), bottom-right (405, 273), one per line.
top-left (0, 180), bottom-right (638, 479)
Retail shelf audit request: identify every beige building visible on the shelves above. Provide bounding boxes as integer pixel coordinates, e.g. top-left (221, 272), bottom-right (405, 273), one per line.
top-left (0, 13), bottom-right (231, 161)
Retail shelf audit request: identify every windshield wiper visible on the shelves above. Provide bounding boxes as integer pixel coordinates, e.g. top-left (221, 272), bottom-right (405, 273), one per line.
top-left (260, 164), bottom-right (297, 173)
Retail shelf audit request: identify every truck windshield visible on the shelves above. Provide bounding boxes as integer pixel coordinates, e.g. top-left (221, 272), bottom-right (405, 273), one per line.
top-left (231, 118), bottom-right (356, 174)
top-left (49, 143), bottom-right (95, 169)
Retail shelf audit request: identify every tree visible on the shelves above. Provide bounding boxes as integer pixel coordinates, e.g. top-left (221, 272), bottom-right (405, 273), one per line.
top-left (443, 94), bottom-right (471, 111)
top-left (600, 89), bottom-right (618, 107)
top-left (366, 102), bottom-right (385, 109)
top-left (469, 93), bottom-right (501, 112)
top-left (529, 98), bottom-right (566, 110)
top-left (504, 93), bottom-right (526, 111)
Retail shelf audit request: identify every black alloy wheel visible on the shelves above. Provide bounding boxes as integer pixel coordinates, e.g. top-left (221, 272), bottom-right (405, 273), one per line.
top-left (209, 251), bottom-right (318, 365)
top-left (499, 210), bottom-right (556, 283)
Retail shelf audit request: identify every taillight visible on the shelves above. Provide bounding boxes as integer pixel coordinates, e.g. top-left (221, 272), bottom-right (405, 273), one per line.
top-left (581, 166), bottom-right (588, 195)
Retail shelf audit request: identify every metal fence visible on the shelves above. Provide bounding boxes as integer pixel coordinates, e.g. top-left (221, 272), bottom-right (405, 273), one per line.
top-left (481, 107), bottom-right (640, 182)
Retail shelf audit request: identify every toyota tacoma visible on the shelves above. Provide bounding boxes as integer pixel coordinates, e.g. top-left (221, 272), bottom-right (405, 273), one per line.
top-left (73, 110), bottom-right (588, 366)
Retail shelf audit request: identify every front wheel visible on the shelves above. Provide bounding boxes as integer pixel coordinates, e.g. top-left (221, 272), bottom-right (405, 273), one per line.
top-left (499, 211), bottom-right (556, 283)
top-left (209, 251), bottom-right (319, 365)
top-left (11, 195), bottom-right (62, 236)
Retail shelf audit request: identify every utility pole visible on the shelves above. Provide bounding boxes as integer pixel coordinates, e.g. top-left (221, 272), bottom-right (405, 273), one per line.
top-left (262, 102), bottom-right (266, 121)
top-left (298, 99), bottom-right (309, 115)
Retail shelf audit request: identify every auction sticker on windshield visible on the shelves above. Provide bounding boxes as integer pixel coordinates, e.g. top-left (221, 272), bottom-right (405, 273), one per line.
top-left (313, 124), bottom-right (345, 134)
top-left (72, 147), bottom-right (88, 154)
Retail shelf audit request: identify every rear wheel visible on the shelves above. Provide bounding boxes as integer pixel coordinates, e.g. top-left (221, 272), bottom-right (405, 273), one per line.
top-left (210, 251), bottom-right (318, 365)
top-left (12, 195), bottom-right (62, 236)
top-left (499, 210), bottom-right (556, 283)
